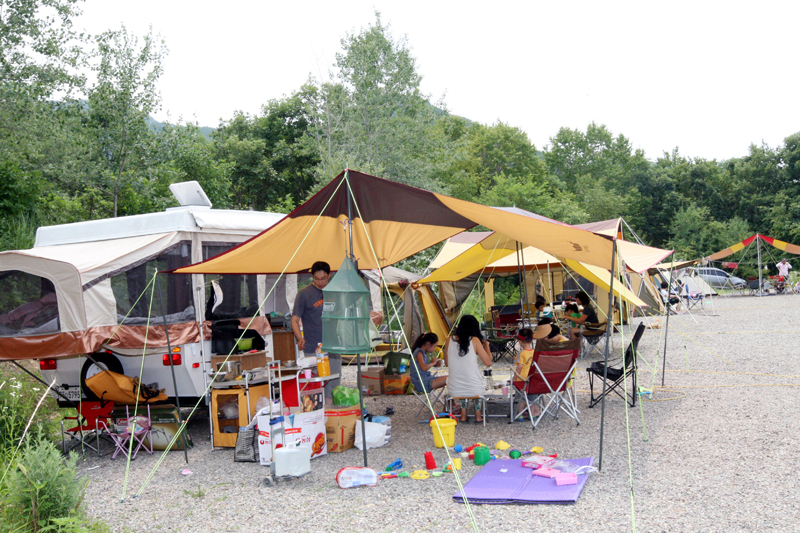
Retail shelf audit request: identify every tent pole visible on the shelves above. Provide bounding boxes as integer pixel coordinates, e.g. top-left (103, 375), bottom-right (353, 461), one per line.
top-left (520, 243), bottom-right (530, 324)
top-left (157, 276), bottom-right (190, 464)
top-left (661, 253), bottom-right (675, 387)
top-left (757, 234), bottom-right (763, 296)
top-left (346, 169), bottom-right (369, 468)
top-left (547, 260), bottom-right (553, 305)
top-left (598, 239), bottom-right (617, 471)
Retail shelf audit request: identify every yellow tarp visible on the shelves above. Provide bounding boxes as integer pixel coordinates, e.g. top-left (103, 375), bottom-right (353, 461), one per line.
top-left (563, 259), bottom-right (647, 308)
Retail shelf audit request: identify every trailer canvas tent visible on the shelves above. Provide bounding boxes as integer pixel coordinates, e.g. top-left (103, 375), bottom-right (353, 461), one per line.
top-left (0, 198), bottom-right (286, 403)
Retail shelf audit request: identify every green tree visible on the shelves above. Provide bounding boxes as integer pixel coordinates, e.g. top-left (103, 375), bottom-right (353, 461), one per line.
top-left (84, 25), bottom-right (166, 217)
top-left (308, 12), bottom-right (445, 189)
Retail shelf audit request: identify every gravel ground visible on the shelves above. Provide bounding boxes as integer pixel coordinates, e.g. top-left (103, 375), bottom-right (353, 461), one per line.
top-left (76, 295), bottom-right (800, 532)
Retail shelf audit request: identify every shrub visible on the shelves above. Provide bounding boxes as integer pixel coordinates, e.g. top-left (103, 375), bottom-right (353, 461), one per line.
top-left (0, 439), bottom-right (88, 532)
top-left (0, 367), bottom-right (60, 463)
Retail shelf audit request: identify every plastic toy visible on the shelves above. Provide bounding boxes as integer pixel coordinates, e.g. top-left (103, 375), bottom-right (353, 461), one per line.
top-left (432, 471), bottom-right (442, 477)
top-left (410, 470), bottom-right (430, 480)
top-left (424, 451), bottom-right (437, 470)
top-left (530, 446), bottom-right (543, 454)
top-left (386, 458), bottom-right (403, 471)
top-left (398, 472), bottom-right (410, 478)
top-left (495, 440), bottom-right (511, 450)
top-left (454, 444), bottom-right (463, 453)
top-left (555, 472), bottom-right (578, 486)
top-left (509, 450), bottom-right (522, 459)
top-left (451, 458), bottom-right (462, 470)
top-left (380, 472), bottom-right (398, 479)
top-left (474, 446), bottom-right (490, 466)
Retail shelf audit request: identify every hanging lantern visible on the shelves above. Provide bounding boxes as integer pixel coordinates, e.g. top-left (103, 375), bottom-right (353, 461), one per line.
top-left (321, 257), bottom-right (370, 354)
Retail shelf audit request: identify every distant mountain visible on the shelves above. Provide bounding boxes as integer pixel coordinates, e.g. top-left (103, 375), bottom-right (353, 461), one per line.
top-left (148, 116), bottom-right (214, 138)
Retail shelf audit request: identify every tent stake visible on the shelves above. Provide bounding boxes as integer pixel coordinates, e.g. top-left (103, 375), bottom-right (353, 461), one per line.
top-left (598, 239), bottom-right (617, 471)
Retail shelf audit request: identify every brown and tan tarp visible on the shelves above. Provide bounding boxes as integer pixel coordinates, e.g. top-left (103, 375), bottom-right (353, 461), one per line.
top-left (175, 170), bottom-right (621, 276)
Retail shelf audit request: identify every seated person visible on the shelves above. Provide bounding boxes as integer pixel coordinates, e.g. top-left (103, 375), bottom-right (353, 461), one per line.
top-left (538, 317), bottom-right (569, 343)
top-left (569, 291), bottom-right (600, 339)
top-left (564, 302), bottom-right (581, 322)
top-left (445, 315), bottom-right (492, 423)
top-left (660, 282), bottom-right (682, 313)
top-left (512, 327), bottom-right (541, 419)
top-left (410, 332), bottom-right (447, 394)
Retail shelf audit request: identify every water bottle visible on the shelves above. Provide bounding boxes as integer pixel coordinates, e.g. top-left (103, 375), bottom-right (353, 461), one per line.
top-left (484, 368), bottom-right (492, 391)
top-left (316, 343), bottom-right (330, 377)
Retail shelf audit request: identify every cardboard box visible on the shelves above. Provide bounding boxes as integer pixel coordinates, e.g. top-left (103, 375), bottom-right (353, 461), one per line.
top-left (210, 350), bottom-right (268, 371)
top-left (383, 374), bottom-right (410, 395)
top-left (257, 409), bottom-right (326, 465)
top-left (324, 405), bottom-right (360, 453)
top-left (361, 367), bottom-right (384, 396)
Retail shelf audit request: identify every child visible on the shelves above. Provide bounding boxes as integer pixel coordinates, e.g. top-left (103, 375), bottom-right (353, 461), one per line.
top-left (511, 326), bottom-right (549, 420)
top-left (565, 303), bottom-right (581, 323)
top-left (410, 332), bottom-right (447, 395)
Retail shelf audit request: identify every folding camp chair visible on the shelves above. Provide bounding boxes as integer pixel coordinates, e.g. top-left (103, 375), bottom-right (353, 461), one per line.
top-left (61, 400), bottom-right (115, 456)
top-left (446, 395), bottom-right (487, 426)
top-left (510, 337), bottom-right (581, 430)
top-left (683, 291), bottom-right (704, 311)
top-left (587, 322), bottom-right (645, 408)
top-left (99, 404), bottom-right (154, 460)
top-left (411, 381), bottom-right (446, 421)
top-left (579, 321), bottom-right (608, 359)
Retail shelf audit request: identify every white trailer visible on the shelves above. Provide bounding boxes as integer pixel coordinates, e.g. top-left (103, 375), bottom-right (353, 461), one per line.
top-left (0, 182), bottom-right (293, 406)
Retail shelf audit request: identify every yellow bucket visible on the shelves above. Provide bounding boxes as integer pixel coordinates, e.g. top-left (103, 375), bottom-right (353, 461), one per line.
top-left (429, 418), bottom-right (457, 448)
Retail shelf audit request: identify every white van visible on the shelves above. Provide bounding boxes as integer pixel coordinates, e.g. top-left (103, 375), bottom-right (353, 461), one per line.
top-left (0, 182), bottom-right (295, 407)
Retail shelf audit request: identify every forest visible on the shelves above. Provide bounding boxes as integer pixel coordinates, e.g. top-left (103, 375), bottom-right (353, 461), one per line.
top-left (2, 1), bottom-right (799, 265)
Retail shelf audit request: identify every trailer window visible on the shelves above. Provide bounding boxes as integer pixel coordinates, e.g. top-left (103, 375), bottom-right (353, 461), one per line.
top-left (112, 242), bottom-right (195, 325)
top-left (0, 271), bottom-right (59, 336)
top-left (203, 244), bottom-right (258, 320)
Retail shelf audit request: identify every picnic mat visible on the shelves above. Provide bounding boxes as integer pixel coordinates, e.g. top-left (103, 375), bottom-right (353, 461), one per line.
top-left (453, 457), bottom-right (594, 504)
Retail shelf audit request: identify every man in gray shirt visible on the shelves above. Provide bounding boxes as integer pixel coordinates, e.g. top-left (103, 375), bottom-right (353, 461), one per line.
top-left (292, 261), bottom-right (341, 396)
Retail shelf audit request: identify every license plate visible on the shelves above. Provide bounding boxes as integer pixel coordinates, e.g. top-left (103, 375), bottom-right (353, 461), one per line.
top-left (52, 386), bottom-right (81, 402)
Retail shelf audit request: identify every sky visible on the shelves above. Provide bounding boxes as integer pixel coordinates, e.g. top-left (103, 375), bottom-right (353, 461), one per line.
top-left (76, 0), bottom-right (799, 162)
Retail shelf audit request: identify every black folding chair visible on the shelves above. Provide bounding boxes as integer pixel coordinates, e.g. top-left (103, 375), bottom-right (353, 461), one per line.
top-left (586, 323), bottom-right (645, 408)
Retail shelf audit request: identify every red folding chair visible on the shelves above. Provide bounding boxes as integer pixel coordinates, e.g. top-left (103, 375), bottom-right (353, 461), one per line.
top-left (99, 404), bottom-right (154, 460)
top-left (61, 400), bottom-right (115, 456)
top-left (511, 337), bottom-right (581, 430)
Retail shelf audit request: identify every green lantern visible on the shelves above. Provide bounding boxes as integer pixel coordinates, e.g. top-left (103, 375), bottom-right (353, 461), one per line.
top-left (321, 257), bottom-right (370, 354)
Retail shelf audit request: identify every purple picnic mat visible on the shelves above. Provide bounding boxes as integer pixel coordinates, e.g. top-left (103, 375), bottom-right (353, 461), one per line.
top-left (453, 457), bottom-right (594, 504)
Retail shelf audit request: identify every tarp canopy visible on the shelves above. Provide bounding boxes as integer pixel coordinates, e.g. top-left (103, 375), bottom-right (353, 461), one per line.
top-left (706, 234), bottom-right (800, 262)
top-left (563, 259), bottom-right (647, 308)
top-left (175, 170), bottom-right (621, 275)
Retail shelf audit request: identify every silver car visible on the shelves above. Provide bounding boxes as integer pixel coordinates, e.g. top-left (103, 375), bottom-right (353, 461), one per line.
top-left (695, 267), bottom-right (746, 289)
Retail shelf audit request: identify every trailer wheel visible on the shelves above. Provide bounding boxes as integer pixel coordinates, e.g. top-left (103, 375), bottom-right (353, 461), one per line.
top-left (80, 353), bottom-right (124, 400)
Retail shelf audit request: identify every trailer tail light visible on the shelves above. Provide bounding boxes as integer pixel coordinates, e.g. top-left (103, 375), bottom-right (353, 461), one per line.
top-left (162, 353), bottom-right (182, 366)
top-left (192, 363), bottom-right (200, 368)
top-left (39, 359), bottom-right (57, 370)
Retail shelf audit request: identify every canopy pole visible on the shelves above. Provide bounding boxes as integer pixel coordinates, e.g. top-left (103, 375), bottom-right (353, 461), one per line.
top-left (157, 276), bottom-right (190, 464)
top-left (346, 169), bottom-right (369, 468)
top-left (757, 235), bottom-right (763, 296)
top-left (598, 239), bottom-right (617, 471)
top-left (661, 253), bottom-right (675, 387)
top-left (520, 243), bottom-right (530, 324)
top-left (547, 260), bottom-right (553, 305)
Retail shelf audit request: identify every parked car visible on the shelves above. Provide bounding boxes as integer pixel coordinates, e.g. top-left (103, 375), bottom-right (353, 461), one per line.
top-left (695, 267), bottom-right (746, 289)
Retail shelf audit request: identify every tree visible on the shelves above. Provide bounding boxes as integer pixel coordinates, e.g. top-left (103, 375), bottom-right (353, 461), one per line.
top-left (84, 25), bottom-right (166, 217)
top-left (308, 12), bottom-right (445, 189)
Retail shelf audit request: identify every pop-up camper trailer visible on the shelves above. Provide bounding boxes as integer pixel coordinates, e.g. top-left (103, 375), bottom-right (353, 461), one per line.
top-left (0, 182), bottom-right (291, 406)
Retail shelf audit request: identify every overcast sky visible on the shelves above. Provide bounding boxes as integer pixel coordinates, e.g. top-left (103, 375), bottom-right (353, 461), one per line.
top-left (77, 0), bottom-right (799, 162)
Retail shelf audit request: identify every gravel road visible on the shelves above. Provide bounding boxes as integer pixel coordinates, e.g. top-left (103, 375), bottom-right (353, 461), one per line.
top-left (76, 295), bottom-right (800, 532)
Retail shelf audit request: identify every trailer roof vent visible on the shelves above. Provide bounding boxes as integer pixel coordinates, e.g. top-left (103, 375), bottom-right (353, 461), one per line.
top-left (169, 181), bottom-right (212, 209)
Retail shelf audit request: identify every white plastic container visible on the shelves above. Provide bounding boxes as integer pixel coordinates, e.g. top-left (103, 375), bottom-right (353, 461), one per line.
top-left (272, 442), bottom-right (311, 477)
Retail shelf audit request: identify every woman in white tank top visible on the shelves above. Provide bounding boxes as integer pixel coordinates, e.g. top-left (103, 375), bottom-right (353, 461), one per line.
top-left (445, 315), bottom-right (492, 423)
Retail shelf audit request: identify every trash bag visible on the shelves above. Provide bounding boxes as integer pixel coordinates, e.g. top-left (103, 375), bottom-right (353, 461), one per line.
top-left (332, 385), bottom-right (360, 407)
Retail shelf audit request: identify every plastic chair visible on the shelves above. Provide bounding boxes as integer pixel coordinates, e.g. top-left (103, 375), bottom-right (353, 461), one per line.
top-left (61, 401), bottom-right (115, 456)
top-left (99, 404), bottom-right (154, 460)
top-left (587, 322), bottom-right (645, 408)
top-left (510, 337), bottom-right (581, 430)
